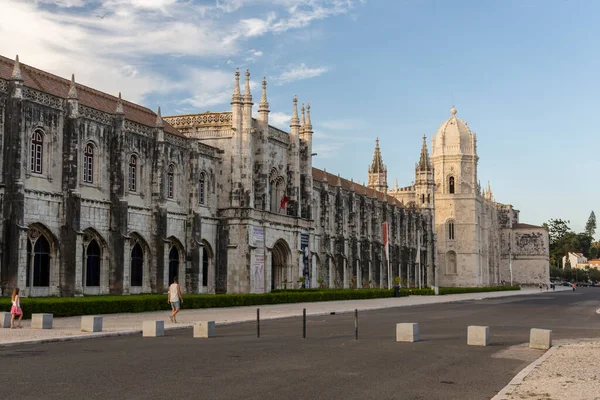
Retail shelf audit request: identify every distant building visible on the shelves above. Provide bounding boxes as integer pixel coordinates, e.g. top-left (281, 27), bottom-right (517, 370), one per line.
top-left (587, 259), bottom-right (600, 269)
top-left (562, 252), bottom-right (588, 269)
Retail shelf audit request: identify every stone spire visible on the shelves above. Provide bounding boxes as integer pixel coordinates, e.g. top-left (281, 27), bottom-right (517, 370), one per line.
top-left (11, 55), bottom-right (22, 81)
top-left (417, 135), bottom-right (432, 171)
top-left (243, 69), bottom-right (252, 102)
top-left (115, 92), bottom-right (124, 114)
top-left (68, 74), bottom-right (78, 99)
top-left (306, 103), bottom-right (312, 131)
top-left (336, 173), bottom-right (342, 187)
top-left (155, 106), bottom-right (163, 128)
top-left (291, 95), bottom-right (300, 127)
top-left (231, 68), bottom-right (242, 103)
top-left (370, 138), bottom-right (385, 173)
top-left (322, 168), bottom-right (328, 183)
top-left (367, 137), bottom-right (388, 193)
top-left (258, 77), bottom-right (269, 112)
top-left (395, 178), bottom-right (399, 190)
top-left (350, 178), bottom-right (355, 192)
top-left (301, 104), bottom-right (306, 127)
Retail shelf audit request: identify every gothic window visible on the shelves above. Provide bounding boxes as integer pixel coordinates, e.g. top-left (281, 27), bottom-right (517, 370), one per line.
top-left (167, 164), bottom-right (175, 199)
top-left (168, 246), bottom-right (179, 285)
top-left (448, 221), bottom-right (455, 240)
top-left (86, 239), bottom-right (101, 287)
top-left (449, 176), bottom-right (455, 194)
top-left (130, 243), bottom-right (143, 287)
top-left (199, 172), bottom-right (206, 205)
top-left (446, 251), bottom-right (457, 274)
top-left (83, 143), bottom-right (94, 183)
top-left (129, 155), bottom-right (138, 192)
top-left (427, 194), bottom-right (431, 203)
top-left (26, 235), bottom-right (50, 287)
top-left (421, 194), bottom-right (425, 204)
top-left (30, 130), bottom-right (43, 174)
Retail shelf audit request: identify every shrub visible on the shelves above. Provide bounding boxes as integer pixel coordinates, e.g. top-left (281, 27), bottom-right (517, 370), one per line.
top-left (438, 286), bottom-right (520, 295)
top-left (2, 289), bottom-right (409, 319)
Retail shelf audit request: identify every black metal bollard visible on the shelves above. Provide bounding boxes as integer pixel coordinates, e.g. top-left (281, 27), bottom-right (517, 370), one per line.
top-left (257, 308), bottom-right (260, 338)
top-left (303, 308), bottom-right (306, 339)
top-left (355, 309), bottom-right (358, 340)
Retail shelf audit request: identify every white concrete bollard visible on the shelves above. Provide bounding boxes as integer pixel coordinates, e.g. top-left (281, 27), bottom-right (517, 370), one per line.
top-left (143, 320), bottom-right (164, 337)
top-left (530, 328), bottom-right (552, 350)
top-left (467, 325), bottom-right (490, 346)
top-left (31, 313), bottom-right (53, 329)
top-left (193, 321), bottom-right (216, 338)
top-left (396, 323), bottom-right (419, 342)
top-left (1, 312), bottom-right (11, 328)
top-left (81, 316), bottom-right (103, 333)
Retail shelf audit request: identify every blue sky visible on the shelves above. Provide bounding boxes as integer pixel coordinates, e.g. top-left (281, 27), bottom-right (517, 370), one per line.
top-left (1, 0), bottom-right (598, 234)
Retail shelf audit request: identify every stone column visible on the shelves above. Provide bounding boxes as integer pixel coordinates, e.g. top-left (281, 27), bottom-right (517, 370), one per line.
top-left (122, 239), bottom-right (131, 295)
top-left (75, 234), bottom-right (85, 296)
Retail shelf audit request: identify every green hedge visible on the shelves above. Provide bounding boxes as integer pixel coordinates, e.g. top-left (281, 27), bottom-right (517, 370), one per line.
top-left (2, 285), bottom-right (520, 319)
top-left (438, 286), bottom-right (520, 295)
top-left (3, 289), bottom-right (407, 319)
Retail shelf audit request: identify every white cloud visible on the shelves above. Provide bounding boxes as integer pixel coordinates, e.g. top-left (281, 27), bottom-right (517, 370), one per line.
top-left (274, 63), bottom-right (328, 84)
top-left (0, 0), bottom-right (363, 109)
top-left (269, 112), bottom-right (292, 130)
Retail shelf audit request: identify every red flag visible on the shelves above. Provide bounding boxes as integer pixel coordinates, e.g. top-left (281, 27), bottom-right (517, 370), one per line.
top-left (382, 222), bottom-right (389, 260)
top-left (280, 195), bottom-right (289, 210)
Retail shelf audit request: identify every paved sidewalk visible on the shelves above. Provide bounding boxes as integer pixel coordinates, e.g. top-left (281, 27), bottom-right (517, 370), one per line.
top-left (0, 287), bottom-right (565, 346)
top-left (491, 339), bottom-right (600, 400)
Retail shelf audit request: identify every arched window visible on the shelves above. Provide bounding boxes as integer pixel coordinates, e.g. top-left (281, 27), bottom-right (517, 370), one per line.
top-left (86, 239), bottom-right (101, 287)
top-left (421, 194), bottom-right (425, 204)
top-left (27, 235), bottom-right (50, 287)
top-left (427, 194), bottom-right (431, 203)
top-left (167, 165), bottom-right (175, 199)
top-left (449, 176), bottom-right (455, 194)
top-left (83, 143), bottom-right (94, 183)
top-left (446, 251), bottom-right (457, 274)
top-left (202, 247), bottom-right (209, 287)
top-left (448, 221), bottom-right (455, 240)
top-left (199, 172), bottom-right (206, 205)
top-left (129, 155), bottom-right (137, 192)
top-left (168, 246), bottom-right (179, 285)
top-left (130, 243), bottom-right (143, 286)
top-left (31, 130), bottom-right (43, 174)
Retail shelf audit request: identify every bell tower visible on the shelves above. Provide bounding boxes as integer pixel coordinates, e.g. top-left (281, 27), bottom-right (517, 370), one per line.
top-left (367, 138), bottom-right (388, 193)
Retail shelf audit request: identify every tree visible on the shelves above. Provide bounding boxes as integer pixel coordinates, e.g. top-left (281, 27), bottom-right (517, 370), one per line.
top-left (585, 211), bottom-right (597, 238)
top-left (545, 219), bottom-right (572, 245)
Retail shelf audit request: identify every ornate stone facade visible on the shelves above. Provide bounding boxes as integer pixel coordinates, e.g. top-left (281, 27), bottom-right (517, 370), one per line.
top-left (0, 56), bottom-right (434, 296)
top-left (387, 106), bottom-right (550, 286)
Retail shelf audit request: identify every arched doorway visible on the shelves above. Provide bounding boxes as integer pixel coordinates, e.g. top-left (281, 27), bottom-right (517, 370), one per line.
top-left (86, 239), bottom-right (101, 287)
top-left (202, 247), bottom-right (209, 287)
top-left (26, 235), bottom-right (50, 287)
top-left (271, 240), bottom-right (290, 290)
top-left (131, 243), bottom-right (144, 287)
top-left (168, 246), bottom-right (179, 285)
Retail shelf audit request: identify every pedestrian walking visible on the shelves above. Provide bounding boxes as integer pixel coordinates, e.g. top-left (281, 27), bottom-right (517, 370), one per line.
top-left (168, 276), bottom-right (183, 323)
top-left (10, 287), bottom-right (23, 329)
top-left (572, 282), bottom-right (576, 292)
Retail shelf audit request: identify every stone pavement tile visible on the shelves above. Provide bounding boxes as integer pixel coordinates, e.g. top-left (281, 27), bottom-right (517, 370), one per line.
top-left (492, 340), bottom-right (600, 400)
top-left (0, 287), bottom-right (566, 346)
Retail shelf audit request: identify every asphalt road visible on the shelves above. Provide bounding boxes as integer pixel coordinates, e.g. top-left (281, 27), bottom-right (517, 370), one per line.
top-left (2, 288), bottom-right (599, 400)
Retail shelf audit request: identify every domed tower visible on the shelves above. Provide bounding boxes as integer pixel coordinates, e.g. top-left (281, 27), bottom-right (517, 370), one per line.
top-left (431, 106), bottom-right (481, 286)
top-left (368, 138), bottom-right (388, 193)
top-left (414, 135), bottom-right (435, 209)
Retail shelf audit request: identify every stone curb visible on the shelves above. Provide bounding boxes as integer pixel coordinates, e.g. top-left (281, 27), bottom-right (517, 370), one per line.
top-left (489, 345), bottom-right (561, 400)
top-left (0, 289), bottom-right (565, 348)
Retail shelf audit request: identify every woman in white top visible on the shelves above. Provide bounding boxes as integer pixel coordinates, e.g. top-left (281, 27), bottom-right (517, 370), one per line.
top-left (168, 276), bottom-right (183, 323)
top-left (10, 287), bottom-right (23, 329)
